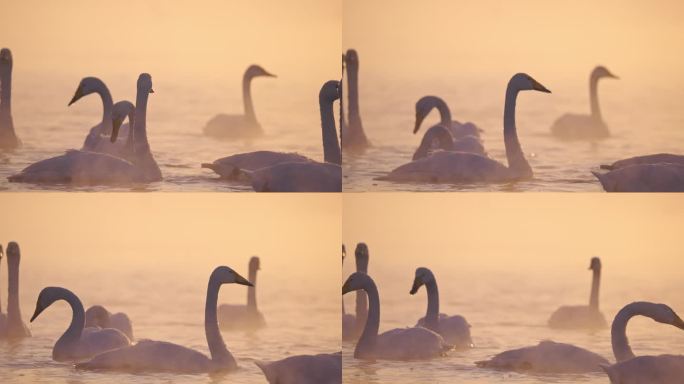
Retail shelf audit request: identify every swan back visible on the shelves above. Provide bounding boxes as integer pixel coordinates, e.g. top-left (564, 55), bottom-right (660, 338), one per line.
top-left (412, 125), bottom-right (454, 160)
top-left (602, 354), bottom-right (684, 384)
top-left (255, 352), bottom-right (342, 384)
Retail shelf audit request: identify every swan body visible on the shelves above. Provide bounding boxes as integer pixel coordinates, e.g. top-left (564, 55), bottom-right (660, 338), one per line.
top-left (341, 49), bottom-right (370, 152)
top-left (76, 266), bottom-right (253, 373)
top-left (593, 164), bottom-right (684, 192)
top-left (410, 267), bottom-right (472, 348)
top-left (30, 286), bottom-right (130, 361)
top-left (414, 95), bottom-right (482, 141)
top-left (551, 66), bottom-right (617, 140)
top-left (601, 153), bottom-right (684, 170)
top-left (342, 243), bottom-right (369, 342)
top-left (256, 352), bottom-right (342, 384)
top-left (380, 73), bottom-right (550, 183)
top-left (218, 256), bottom-right (265, 330)
top-left (85, 305), bottom-right (134, 340)
top-left (413, 125), bottom-right (485, 161)
top-left (204, 65), bottom-right (275, 139)
top-left (202, 151), bottom-right (312, 180)
top-left (548, 257), bottom-right (607, 329)
top-left (0, 48), bottom-right (20, 149)
top-left (342, 272), bottom-right (451, 360)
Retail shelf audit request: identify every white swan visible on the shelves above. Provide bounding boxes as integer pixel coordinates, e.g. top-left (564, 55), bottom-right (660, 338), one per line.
top-left (342, 243), bottom-right (369, 342)
top-left (550, 66), bottom-right (618, 140)
top-left (203, 65), bottom-right (276, 139)
top-left (548, 256), bottom-right (607, 329)
top-left (2, 242), bottom-right (31, 339)
top-left (202, 151), bottom-right (312, 180)
top-left (30, 286), bottom-right (130, 361)
top-left (76, 266), bottom-right (252, 373)
top-left (217, 256), bottom-right (265, 330)
top-left (0, 48), bottom-right (20, 149)
top-left (601, 154), bottom-right (684, 171)
top-left (246, 80), bottom-right (342, 192)
top-left (342, 272), bottom-right (451, 360)
top-left (379, 73), bottom-right (550, 183)
top-left (412, 125), bottom-right (485, 160)
top-left (410, 267), bottom-right (472, 348)
top-left (602, 302), bottom-right (684, 383)
top-left (341, 49), bottom-right (370, 152)
top-left (83, 100), bottom-right (136, 159)
top-left (256, 352), bottom-right (342, 384)
top-left (414, 95), bottom-right (482, 141)
top-left (593, 163), bottom-right (684, 192)
top-left (85, 305), bottom-right (134, 340)
top-left (70, 77), bottom-right (116, 152)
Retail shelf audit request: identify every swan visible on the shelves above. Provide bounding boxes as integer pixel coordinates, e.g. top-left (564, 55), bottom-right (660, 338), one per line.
top-left (203, 65), bottom-right (276, 139)
top-left (342, 243), bottom-right (369, 342)
top-left (0, 48), bottom-right (20, 149)
top-left (246, 80), bottom-right (342, 192)
top-left (85, 305), bottom-right (134, 340)
top-left (201, 151), bottom-right (312, 180)
top-left (217, 256), bottom-right (265, 330)
top-left (548, 256), bottom-right (608, 329)
top-left (2, 242), bottom-right (31, 339)
top-left (76, 266), bottom-right (252, 373)
top-left (550, 66), bottom-right (618, 140)
top-left (593, 163), bottom-right (684, 192)
top-left (412, 125), bottom-right (484, 160)
top-left (601, 154), bottom-right (684, 171)
top-left (256, 352), bottom-right (342, 384)
top-left (30, 286), bottom-right (130, 361)
top-left (0, 246), bottom-right (6, 337)
top-left (70, 77), bottom-right (116, 152)
top-left (83, 100), bottom-right (136, 159)
top-left (342, 272), bottom-right (451, 360)
top-left (413, 95), bottom-right (482, 141)
top-left (342, 244), bottom-right (356, 340)
top-left (341, 49), bottom-right (370, 152)
top-left (410, 267), bottom-right (472, 348)
top-left (601, 302), bottom-right (684, 383)
top-left (379, 73), bottom-right (550, 183)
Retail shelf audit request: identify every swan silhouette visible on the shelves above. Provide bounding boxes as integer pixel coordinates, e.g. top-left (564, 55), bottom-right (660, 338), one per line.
top-left (410, 267), bottom-right (472, 348)
top-left (379, 73), bottom-right (550, 183)
top-left (601, 154), bottom-right (684, 171)
top-left (341, 49), bottom-right (370, 152)
top-left (203, 65), bottom-right (276, 139)
top-left (30, 286), bottom-right (130, 361)
top-left (548, 257), bottom-right (607, 329)
top-left (83, 100), bottom-right (136, 159)
top-left (0, 48), bottom-right (20, 149)
top-left (2, 242), bottom-right (31, 339)
top-left (342, 272), bottom-right (451, 360)
top-left (0, 246), bottom-right (5, 336)
top-left (76, 266), bottom-right (252, 373)
top-left (412, 125), bottom-right (485, 160)
top-left (246, 80), bottom-right (342, 192)
top-left (71, 77), bottom-right (117, 152)
top-left (341, 245), bottom-right (356, 340)
top-left (551, 66), bottom-right (618, 140)
top-left (601, 302), bottom-right (684, 383)
top-left (414, 95), bottom-right (483, 143)
top-left (593, 163), bottom-right (684, 192)
top-left (85, 305), bottom-right (134, 340)
top-left (342, 243), bottom-right (369, 342)
top-left (217, 256), bottom-right (265, 330)
top-left (256, 352), bottom-right (342, 384)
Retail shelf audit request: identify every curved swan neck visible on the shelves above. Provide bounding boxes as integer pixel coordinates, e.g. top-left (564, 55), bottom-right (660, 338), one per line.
top-left (354, 278), bottom-right (380, 359)
top-left (124, 111), bottom-right (136, 152)
top-left (430, 97), bottom-right (451, 125)
top-left (424, 279), bottom-right (440, 331)
top-left (242, 71), bottom-right (257, 123)
top-left (247, 265), bottom-right (258, 311)
top-left (96, 83), bottom-right (113, 135)
top-left (320, 92), bottom-right (342, 165)
top-left (205, 276), bottom-right (236, 368)
top-left (589, 267), bottom-right (600, 310)
top-left (133, 87), bottom-right (150, 155)
top-left (6, 251), bottom-right (22, 320)
top-left (347, 64), bottom-right (360, 120)
top-left (589, 72), bottom-right (602, 120)
top-left (503, 83), bottom-right (532, 177)
top-left (0, 63), bottom-right (12, 112)
top-left (53, 288), bottom-right (86, 351)
top-left (611, 303), bottom-right (643, 362)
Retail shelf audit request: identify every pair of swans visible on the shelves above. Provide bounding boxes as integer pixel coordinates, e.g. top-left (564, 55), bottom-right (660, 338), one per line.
top-left (343, 272), bottom-right (451, 360)
top-left (8, 74), bottom-right (162, 184)
top-left (0, 242), bottom-right (31, 339)
top-left (550, 66), bottom-right (618, 140)
top-left (0, 48), bottom-right (20, 150)
top-left (85, 305), bottom-right (134, 341)
top-left (341, 49), bottom-right (370, 152)
top-left (217, 256), bottom-right (266, 331)
top-left (342, 243), bottom-right (369, 342)
top-left (380, 73), bottom-right (550, 183)
top-left (203, 80), bottom-right (342, 192)
top-left (203, 65), bottom-right (276, 139)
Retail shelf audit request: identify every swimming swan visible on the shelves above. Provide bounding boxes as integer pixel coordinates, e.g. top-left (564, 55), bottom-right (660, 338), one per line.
top-left (203, 65), bottom-right (276, 139)
top-left (83, 100), bottom-right (136, 159)
top-left (0, 48), bottom-right (21, 149)
top-left (342, 243), bottom-right (369, 342)
top-left (342, 272), bottom-right (451, 360)
top-left (85, 305), bottom-right (134, 340)
top-left (76, 266), bottom-right (252, 373)
top-left (410, 267), bottom-right (472, 348)
top-left (71, 77), bottom-right (116, 151)
top-left (548, 257), bottom-right (607, 329)
top-left (601, 154), bottom-right (684, 171)
top-left (550, 66), bottom-right (618, 140)
top-left (2, 242), bottom-right (31, 339)
top-left (414, 95), bottom-right (482, 141)
top-left (602, 302), bottom-right (684, 383)
top-left (379, 73), bottom-right (550, 183)
top-left (593, 163), bottom-right (684, 192)
top-left (30, 286), bottom-right (130, 361)
top-left (202, 151), bottom-right (311, 180)
top-left (246, 80), bottom-right (342, 192)
top-left (256, 352), bottom-right (342, 384)
top-left (412, 125), bottom-right (484, 160)
top-left (217, 256), bottom-right (265, 330)
top-left (341, 49), bottom-right (370, 152)
top-left (342, 245), bottom-right (356, 340)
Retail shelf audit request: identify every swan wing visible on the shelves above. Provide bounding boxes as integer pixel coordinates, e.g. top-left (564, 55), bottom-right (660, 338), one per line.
top-left (603, 354), bottom-right (684, 384)
top-left (249, 162), bottom-right (341, 192)
top-left (109, 312), bottom-right (134, 340)
top-left (375, 327), bottom-right (450, 360)
top-left (256, 352), bottom-right (341, 384)
top-left (381, 151), bottom-right (509, 183)
top-left (606, 153), bottom-right (684, 170)
top-left (594, 164), bottom-right (684, 192)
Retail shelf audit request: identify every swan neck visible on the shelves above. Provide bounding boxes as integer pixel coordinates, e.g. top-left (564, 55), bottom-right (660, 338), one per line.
top-left (133, 88), bottom-right (150, 155)
top-left (355, 279), bottom-right (380, 359)
top-left (205, 276), bottom-right (236, 368)
top-left (242, 72), bottom-right (256, 123)
top-left (434, 99), bottom-right (451, 125)
top-left (97, 85), bottom-right (113, 135)
top-left (589, 73), bottom-right (602, 120)
top-left (503, 84), bottom-right (531, 177)
top-left (611, 305), bottom-right (638, 362)
top-left (124, 112), bottom-right (136, 152)
top-left (320, 94), bottom-right (342, 165)
top-left (424, 279), bottom-right (440, 331)
top-left (0, 65), bottom-right (12, 112)
top-left (347, 66), bottom-right (360, 119)
top-left (589, 268), bottom-right (600, 310)
top-left (6, 254), bottom-right (21, 319)
top-left (55, 289), bottom-right (86, 354)
top-left (247, 266), bottom-right (257, 311)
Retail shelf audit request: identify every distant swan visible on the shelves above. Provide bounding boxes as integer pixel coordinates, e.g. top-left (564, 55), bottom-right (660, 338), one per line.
top-left (217, 256), bottom-right (265, 330)
top-left (30, 286), bottom-right (130, 361)
top-left (246, 80), bottom-right (342, 192)
top-left (0, 48), bottom-right (21, 149)
top-left (342, 272), bottom-right (451, 360)
top-left (76, 266), bottom-right (253, 373)
top-left (602, 302), bottom-right (684, 383)
top-left (341, 49), bottom-right (370, 152)
top-left (550, 66), bottom-right (618, 140)
top-left (414, 95), bottom-right (482, 140)
top-left (593, 163), bottom-right (684, 192)
top-left (548, 257), bottom-right (607, 329)
top-left (410, 267), bottom-right (472, 348)
top-left (256, 352), bottom-right (341, 384)
top-left (342, 243), bottom-right (369, 342)
top-left (203, 65), bottom-right (276, 139)
top-left (379, 73), bottom-right (550, 183)
top-left (412, 125), bottom-right (484, 161)
top-left (85, 305), bottom-right (134, 340)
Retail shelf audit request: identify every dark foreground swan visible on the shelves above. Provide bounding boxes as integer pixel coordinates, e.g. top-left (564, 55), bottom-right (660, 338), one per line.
top-left (342, 243), bottom-right (369, 342)
top-left (593, 163), bottom-right (684, 192)
top-left (0, 48), bottom-right (21, 149)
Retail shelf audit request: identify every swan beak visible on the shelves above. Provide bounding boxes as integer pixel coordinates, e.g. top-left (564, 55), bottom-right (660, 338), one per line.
top-left (342, 279), bottom-right (354, 295)
top-left (30, 302), bottom-right (45, 322)
top-left (610, 74), bottom-right (620, 80)
top-left (263, 71), bottom-right (277, 78)
top-left (532, 80), bottom-right (551, 93)
top-left (68, 87), bottom-right (84, 106)
top-left (234, 273), bottom-right (254, 287)
top-left (409, 278), bottom-right (422, 295)
top-left (673, 314), bottom-right (684, 330)
top-left (110, 118), bottom-right (123, 143)
top-left (413, 113), bottom-right (425, 134)
top-left (149, 88), bottom-right (155, 94)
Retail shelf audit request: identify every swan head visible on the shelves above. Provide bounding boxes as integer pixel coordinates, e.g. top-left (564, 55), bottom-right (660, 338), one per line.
top-left (137, 73), bottom-right (154, 94)
top-left (409, 267), bottom-right (435, 295)
top-left (510, 73), bottom-right (551, 94)
top-left (320, 80), bottom-right (341, 104)
top-left (342, 271), bottom-right (373, 294)
top-left (414, 96), bottom-right (444, 134)
top-left (589, 256), bottom-right (602, 271)
top-left (249, 256), bottom-right (260, 271)
top-left (6, 241), bottom-right (19, 261)
top-left (355, 242), bottom-right (369, 273)
top-left (30, 287), bottom-right (69, 322)
top-left (0, 48), bottom-right (12, 68)
top-left (111, 100), bottom-right (135, 143)
top-left (246, 65), bottom-right (276, 79)
top-left (85, 305), bottom-right (111, 328)
top-left (344, 49), bottom-right (359, 70)
top-left (68, 77), bottom-right (106, 106)
top-left (592, 66), bottom-right (619, 80)
top-left (641, 303), bottom-right (684, 329)
top-left (211, 266), bottom-right (254, 287)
